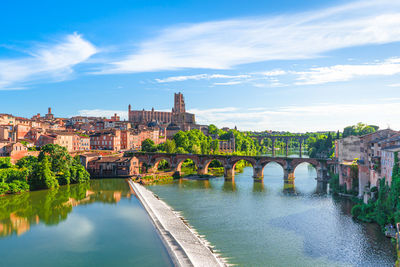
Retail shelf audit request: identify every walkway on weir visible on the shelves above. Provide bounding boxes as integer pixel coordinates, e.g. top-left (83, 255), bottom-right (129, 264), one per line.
top-left (128, 180), bottom-right (225, 267)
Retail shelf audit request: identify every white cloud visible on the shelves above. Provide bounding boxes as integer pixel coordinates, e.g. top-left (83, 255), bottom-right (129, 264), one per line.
top-left (155, 73), bottom-right (250, 83)
top-left (388, 83), bottom-right (400, 87)
top-left (77, 99), bottom-right (400, 132)
top-left (0, 33), bottom-right (97, 90)
top-left (258, 70), bottom-right (287, 76)
top-left (188, 100), bottom-right (400, 132)
top-left (213, 81), bottom-right (242, 85)
top-left (78, 109), bottom-right (128, 120)
top-left (101, 0), bottom-right (400, 73)
top-left (294, 57), bottom-right (400, 85)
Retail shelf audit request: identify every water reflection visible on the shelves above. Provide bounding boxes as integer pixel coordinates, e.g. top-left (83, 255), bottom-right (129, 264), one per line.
top-left (222, 181), bottom-right (236, 192)
top-left (149, 165), bottom-right (396, 266)
top-left (252, 182), bottom-right (265, 193)
top-left (282, 182), bottom-right (297, 195)
top-left (0, 180), bottom-right (130, 238)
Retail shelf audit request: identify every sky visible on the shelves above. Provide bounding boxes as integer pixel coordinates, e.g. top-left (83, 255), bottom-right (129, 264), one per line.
top-left (1, 0), bottom-right (400, 132)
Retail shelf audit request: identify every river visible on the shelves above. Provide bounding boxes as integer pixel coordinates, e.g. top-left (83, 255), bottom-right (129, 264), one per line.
top-left (0, 179), bottom-right (173, 266)
top-left (148, 163), bottom-right (397, 266)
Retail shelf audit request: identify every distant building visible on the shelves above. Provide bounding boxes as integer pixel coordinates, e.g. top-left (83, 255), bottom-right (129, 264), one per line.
top-left (45, 107), bottom-right (54, 120)
top-left (86, 156), bottom-right (139, 178)
top-left (128, 92), bottom-right (196, 127)
top-left (90, 130), bottom-right (121, 151)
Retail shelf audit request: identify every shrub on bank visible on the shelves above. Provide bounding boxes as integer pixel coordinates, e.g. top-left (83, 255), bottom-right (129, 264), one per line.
top-left (0, 144), bottom-right (90, 196)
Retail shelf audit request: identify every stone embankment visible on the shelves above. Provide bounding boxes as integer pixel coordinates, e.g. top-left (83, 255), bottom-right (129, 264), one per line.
top-left (128, 180), bottom-right (225, 267)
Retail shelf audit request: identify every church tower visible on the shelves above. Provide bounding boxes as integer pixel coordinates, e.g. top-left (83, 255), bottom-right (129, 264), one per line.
top-left (174, 92), bottom-right (185, 114)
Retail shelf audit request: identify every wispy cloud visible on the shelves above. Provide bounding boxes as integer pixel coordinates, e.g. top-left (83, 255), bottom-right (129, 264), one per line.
top-left (77, 98), bottom-right (400, 132)
top-left (153, 57), bottom-right (400, 87)
top-left (78, 109), bottom-right (128, 120)
top-left (294, 57), bottom-right (400, 85)
top-left (188, 99), bottom-right (400, 132)
top-left (213, 81), bottom-right (243, 86)
top-left (101, 0), bottom-right (400, 73)
top-left (0, 33), bottom-right (97, 90)
top-left (155, 74), bottom-right (250, 83)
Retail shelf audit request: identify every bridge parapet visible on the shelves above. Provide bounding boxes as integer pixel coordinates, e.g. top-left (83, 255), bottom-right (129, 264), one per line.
top-left (129, 152), bottom-right (333, 183)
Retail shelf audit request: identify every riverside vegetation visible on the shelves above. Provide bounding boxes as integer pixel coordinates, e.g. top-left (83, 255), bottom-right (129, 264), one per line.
top-left (350, 152), bottom-right (400, 230)
top-left (0, 144), bottom-right (90, 195)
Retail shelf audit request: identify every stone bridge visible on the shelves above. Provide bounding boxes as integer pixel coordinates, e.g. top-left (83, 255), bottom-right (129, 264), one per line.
top-left (130, 152), bottom-right (335, 183)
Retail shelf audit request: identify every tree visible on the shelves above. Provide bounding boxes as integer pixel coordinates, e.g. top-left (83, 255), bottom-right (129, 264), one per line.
top-left (141, 139), bottom-right (156, 152)
top-left (16, 156), bottom-right (38, 175)
top-left (343, 123), bottom-right (377, 138)
top-left (30, 156), bottom-right (58, 190)
top-left (0, 158), bottom-right (12, 169)
top-left (164, 139), bottom-right (176, 153)
top-left (208, 124), bottom-right (219, 135)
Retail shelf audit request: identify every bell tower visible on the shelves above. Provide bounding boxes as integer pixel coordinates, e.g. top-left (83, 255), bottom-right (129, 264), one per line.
top-left (174, 92), bottom-right (185, 114)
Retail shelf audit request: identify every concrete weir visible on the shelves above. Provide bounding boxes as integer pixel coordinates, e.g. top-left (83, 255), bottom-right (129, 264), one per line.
top-left (128, 180), bottom-right (225, 267)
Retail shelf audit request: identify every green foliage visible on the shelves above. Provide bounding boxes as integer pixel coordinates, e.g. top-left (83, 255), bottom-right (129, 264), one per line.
top-left (352, 152), bottom-right (400, 229)
top-left (8, 180), bottom-right (29, 193)
top-left (0, 182), bottom-right (9, 195)
top-left (343, 122), bottom-right (378, 138)
top-left (16, 156), bottom-right (38, 175)
top-left (308, 133), bottom-right (334, 158)
top-left (30, 156), bottom-right (59, 190)
top-left (141, 139), bottom-right (157, 152)
top-left (0, 158), bottom-right (12, 169)
top-left (168, 127), bottom-right (259, 156)
top-left (0, 144), bottom-right (90, 195)
top-left (0, 168), bottom-right (28, 183)
top-left (351, 204), bottom-right (362, 218)
top-left (163, 139), bottom-right (176, 153)
top-left (70, 156), bottom-right (90, 184)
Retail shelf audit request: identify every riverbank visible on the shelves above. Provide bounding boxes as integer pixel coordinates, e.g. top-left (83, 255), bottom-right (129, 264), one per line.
top-left (128, 179), bottom-right (225, 267)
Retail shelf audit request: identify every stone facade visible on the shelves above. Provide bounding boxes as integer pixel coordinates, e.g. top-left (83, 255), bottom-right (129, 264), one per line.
top-left (86, 156), bottom-right (139, 178)
top-left (128, 93), bottom-right (196, 127)
top-left (90, 130), bottom-right (121, 151)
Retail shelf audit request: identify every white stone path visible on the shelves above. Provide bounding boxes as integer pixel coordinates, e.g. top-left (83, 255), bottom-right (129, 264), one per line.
top-left (128, 180), bottom-right (225, 267)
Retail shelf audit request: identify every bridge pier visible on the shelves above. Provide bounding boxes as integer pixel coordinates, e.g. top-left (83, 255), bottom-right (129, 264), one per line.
top-left (316, 162), bottom-right (329, 182)
top-left (224, 166), bottom-right (235, 181)
top-left (283, 168), bottom-right (295, 184)
top-left (197, 165), bottom-right (208, 175)
top-left (253, 165), bottom-right (264, 183)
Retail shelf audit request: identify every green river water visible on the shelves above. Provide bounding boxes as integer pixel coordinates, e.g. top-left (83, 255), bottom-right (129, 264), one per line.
top-left (148, 163), bottom-right (397, 266)
top-left (0, 163), bottom-right (397, 266)
top-left (0, 179), bottom-right (172, 266)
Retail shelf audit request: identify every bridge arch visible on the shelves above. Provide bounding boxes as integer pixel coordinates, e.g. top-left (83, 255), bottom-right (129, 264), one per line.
top-left (293, 161), bottom-right (318, 176)
top-left (230, 158), bottom-right (258, 180)
top-left (259, 161), bottom-right (285, 181)
top-left (202, 158), bottom-right (225, 175)
top-left (175, 158), bottom-right (199, 174)
top-left (153, 156), bottom-right (172, 172)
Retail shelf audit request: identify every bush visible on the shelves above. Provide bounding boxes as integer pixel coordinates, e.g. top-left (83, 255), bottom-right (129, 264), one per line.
top-left (8, 180), bottom-right (29, 193)
top-left (0, 182), bottom-right (9, 195)
top-left (351, 204), bottom-right (362, 218)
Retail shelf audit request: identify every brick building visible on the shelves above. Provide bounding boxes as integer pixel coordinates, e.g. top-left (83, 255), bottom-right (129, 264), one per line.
top-left (90, 130), bottom-right (121, 151)
top-left (86, 156), bottom-right (139, 178)
top-left (128, 92), bottom-right (196, 127)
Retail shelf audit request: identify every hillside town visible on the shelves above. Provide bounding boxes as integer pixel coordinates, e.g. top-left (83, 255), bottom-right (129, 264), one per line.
top-left (0, 93), bottom-right (239, 176)
top-left (0, 93), bottom-right (195, 158)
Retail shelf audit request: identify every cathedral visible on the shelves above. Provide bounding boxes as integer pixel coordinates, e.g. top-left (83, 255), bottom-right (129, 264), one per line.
top-left (128, 93), bottom-right (196, 127)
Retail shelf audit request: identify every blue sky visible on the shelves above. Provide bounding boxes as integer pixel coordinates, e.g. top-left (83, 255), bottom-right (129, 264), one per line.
top-left (1, 0), bottom-right (400, 132)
